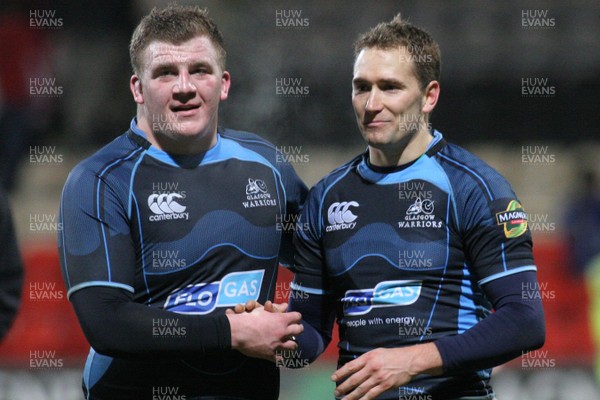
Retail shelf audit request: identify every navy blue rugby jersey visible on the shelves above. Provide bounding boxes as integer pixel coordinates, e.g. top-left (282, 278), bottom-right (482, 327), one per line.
top-left (58, 119), bottom-right (306, 398)
top-left (292, 130), bottom-right (534, 399)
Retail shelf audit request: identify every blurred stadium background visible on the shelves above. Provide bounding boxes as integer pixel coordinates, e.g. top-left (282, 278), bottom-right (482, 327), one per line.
top-left (1, 0), bottom-right (599, 399)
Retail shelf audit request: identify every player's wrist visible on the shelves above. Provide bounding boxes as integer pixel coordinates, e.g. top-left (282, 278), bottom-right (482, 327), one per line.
top-left (225, 313), bottom-right (245, 350)
top-left (408, 343), bottom-right (444, 377)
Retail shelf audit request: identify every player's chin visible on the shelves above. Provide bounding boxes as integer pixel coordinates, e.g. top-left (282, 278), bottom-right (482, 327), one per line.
top-left (364, 133), bottom-right (394, 148)
top-left (171, 122), bottom-right (210, 138)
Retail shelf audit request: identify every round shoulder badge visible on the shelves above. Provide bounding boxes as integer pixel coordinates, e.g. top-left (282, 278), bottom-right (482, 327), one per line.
top-left (495, 200), bottom-right (528, 238)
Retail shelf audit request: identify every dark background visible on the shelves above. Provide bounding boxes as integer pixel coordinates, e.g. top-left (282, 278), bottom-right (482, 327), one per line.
top-left (1, 0), bottom-right (598, 164)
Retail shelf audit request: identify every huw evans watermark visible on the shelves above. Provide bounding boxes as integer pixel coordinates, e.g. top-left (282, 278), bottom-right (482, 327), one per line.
top-left (152, 386), bottom-right (186, 400)
top-left (398, 386), bottom-right (432, 400)
top-left (521, 77), bottom-right (556, 98)
top-left (275, 349), bottom-right (310, 369)
top-left (275, 78), bottom-right (310, 97)
top-left (276, 146), bottom-right (310, 164)
top-left (29, 10), bottom-right (63, 29)
top-left (521, 349), bottom-right (556, 369)
top-left (29, 282), bottom-right (64, 301)
top-left (521, 9), bottom-right (556, 29)
top-left (29, 78), bottom-right (63, 97)
top-left (521, 145), bottom-right (556, 165)
top-left (152, 250), bottom-right (187, 270)
top-left (152, 318), bottom-right (187, 339)
top-left (29, 350), bottom-right (63, 369)
top-left (30, 146), bottom-right (63, 165)
top-left (29, 213), bottom-right (62, 233)
top-left (275, 9), bottom-right (309, 29)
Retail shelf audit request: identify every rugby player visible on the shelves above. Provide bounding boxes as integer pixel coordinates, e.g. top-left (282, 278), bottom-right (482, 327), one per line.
top-left (58, 5), bottom-right (305, 399)
top-left (287, 14), bottom-right (545, 400)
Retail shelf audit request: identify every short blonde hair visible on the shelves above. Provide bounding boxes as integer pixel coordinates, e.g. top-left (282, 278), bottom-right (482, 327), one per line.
top-left (354, 14), bottom-right (441, 90)
top-left (129, 4), bottom-right (226, 74)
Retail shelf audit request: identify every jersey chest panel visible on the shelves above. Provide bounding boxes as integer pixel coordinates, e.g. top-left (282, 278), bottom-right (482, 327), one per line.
top-left (322, 177), bottom-right (459, 284)
top-left (320, 175), bottom-right (469, 348)
top-left (129, 157), bottom-right (283, 312)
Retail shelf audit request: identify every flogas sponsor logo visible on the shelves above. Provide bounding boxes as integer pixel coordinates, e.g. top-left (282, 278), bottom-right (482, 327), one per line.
top-left (164, 270), bottom-right (264, 314)
top-left (341, 280), bottom-right (422, 316)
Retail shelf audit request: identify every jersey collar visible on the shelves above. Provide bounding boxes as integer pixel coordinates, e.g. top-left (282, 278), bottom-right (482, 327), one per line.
top-left (357, 130), bottom-right (447, 184)
top-left (127, 118), bottom-right (222, 168)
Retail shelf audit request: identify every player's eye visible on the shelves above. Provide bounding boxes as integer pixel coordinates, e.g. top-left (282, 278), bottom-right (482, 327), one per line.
top-left (382, 84), bottom-right (400, 92)
top-left (156, 69), bottom-right (176, 78)
top-left (353, 84), bottom-right (370, 93)
top-left (190, 64), bottom-right (212, 75)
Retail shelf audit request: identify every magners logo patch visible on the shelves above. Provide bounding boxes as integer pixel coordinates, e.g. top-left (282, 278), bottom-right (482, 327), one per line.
top-left (495, 200), bottom-right (528, 238)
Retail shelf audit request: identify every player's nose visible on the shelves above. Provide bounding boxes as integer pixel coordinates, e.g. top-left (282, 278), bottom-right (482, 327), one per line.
top-left (173, 71), bottom-right (196, 94)
top-left (365, 88), bottom-right (383, 112)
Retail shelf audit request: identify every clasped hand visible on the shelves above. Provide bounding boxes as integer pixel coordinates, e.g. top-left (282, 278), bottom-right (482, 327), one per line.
top-left (225, 300), bottom-right (302, 362)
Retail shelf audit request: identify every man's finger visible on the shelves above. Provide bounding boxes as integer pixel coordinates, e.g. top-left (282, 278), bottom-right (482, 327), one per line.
top-left (244, 300), bottom-right (261, 311)
top-left (355, 380), bottom-right (388, 400)
top-left (277, 339), bottom-right (299, 352)
top-left (233, 303), bottom-right (245, 313)
top-left (331, 358), bottom-right (363, 382)
top-left (264, 300), bottom-right (274, 312)
top-left (272, 301), bottom-right (288, 313)
top-left (243, 300), bottom-right (254, 310)
top-left (264, 300), bottom-right (287, 313)
top-left (282, 311), bottom-right (302, 324)
top-left (333, 367), bottom-right (369, 398)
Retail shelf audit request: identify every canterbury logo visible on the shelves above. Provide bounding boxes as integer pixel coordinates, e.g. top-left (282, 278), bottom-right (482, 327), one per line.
top-left (147, 193), bottom-right (189, 222)
top-left (326, 201), bottom-right (359, 232)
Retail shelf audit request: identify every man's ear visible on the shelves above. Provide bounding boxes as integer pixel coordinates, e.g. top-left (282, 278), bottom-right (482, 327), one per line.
top-left (220, 70), bottom-right (231, 101)
top-left (421, 80), bottom-right (440, 114)
top-left (130, 74), bottom-right (144, 104)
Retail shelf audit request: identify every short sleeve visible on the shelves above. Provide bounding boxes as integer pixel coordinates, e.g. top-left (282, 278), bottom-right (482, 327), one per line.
top-left (58, 165), bottom-right (136, 298)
